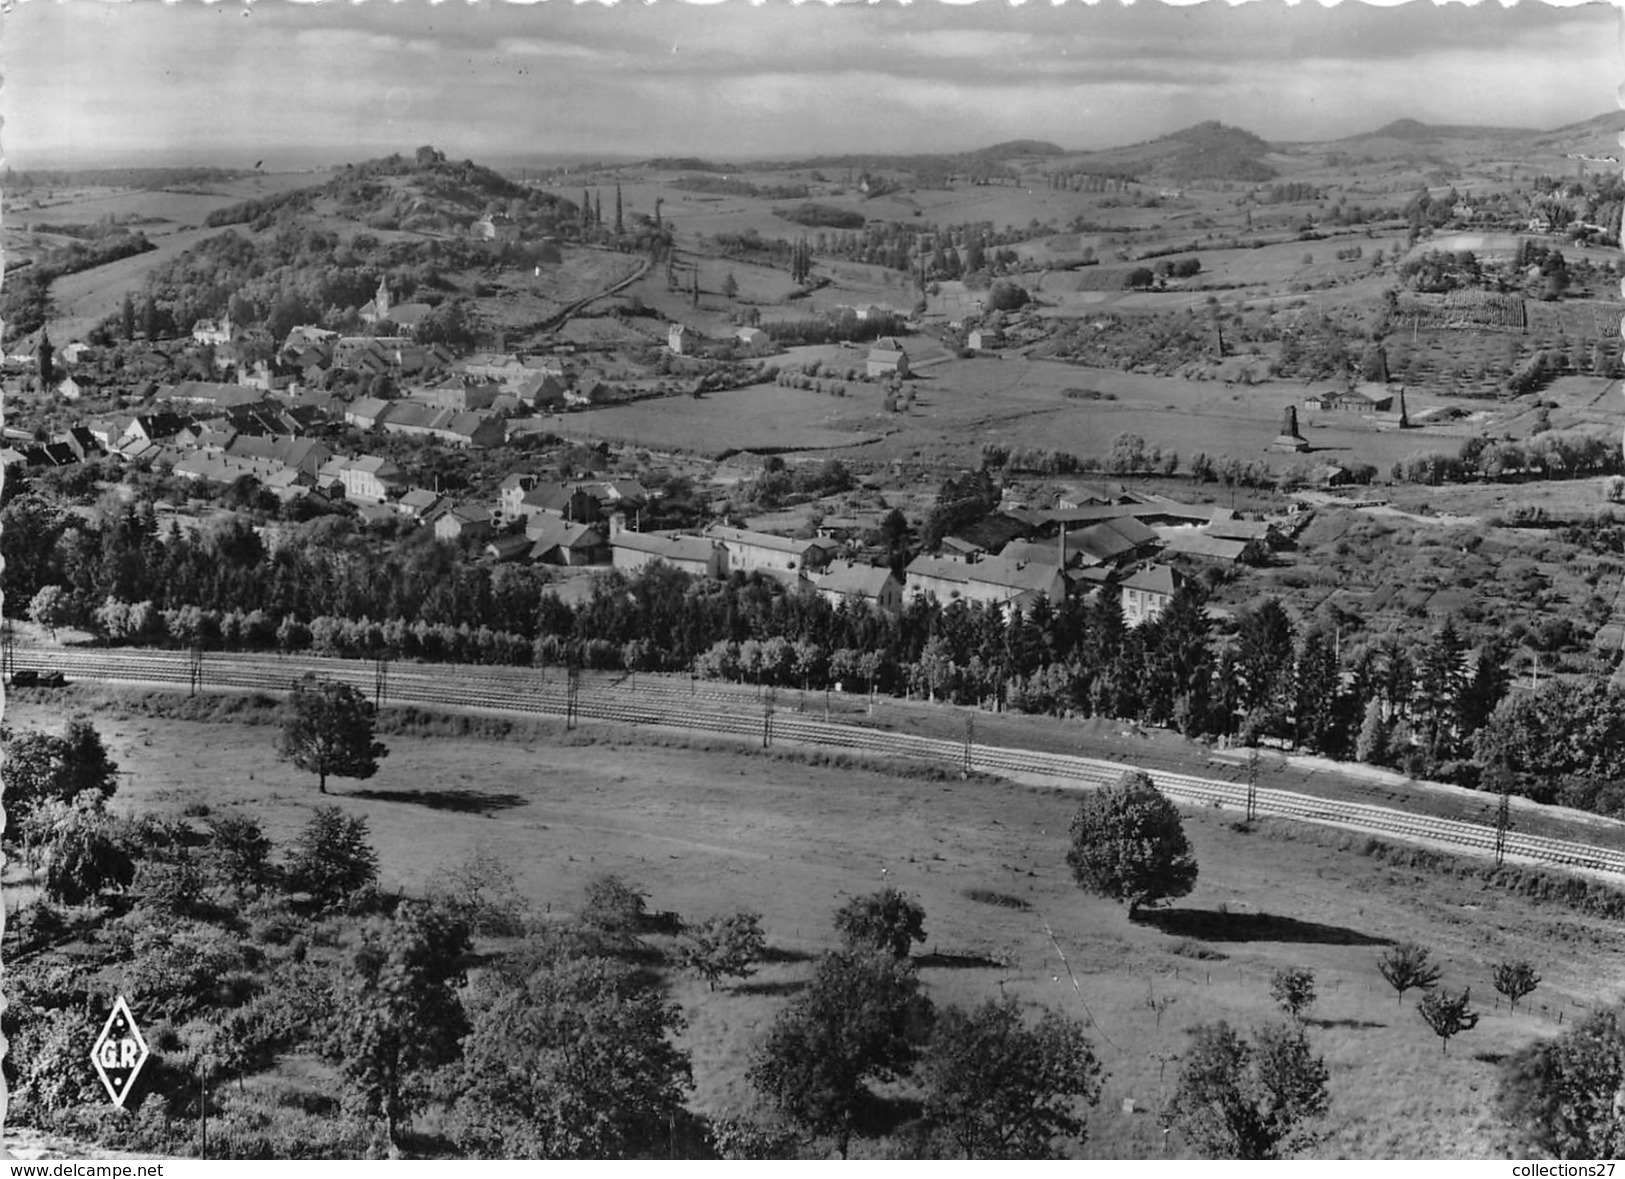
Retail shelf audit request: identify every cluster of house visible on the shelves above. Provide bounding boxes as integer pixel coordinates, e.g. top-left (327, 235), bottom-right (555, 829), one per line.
top-left (453, 477), bottom-right (1281, 627)
top-left (897, 486), bottom-right (1279, 625)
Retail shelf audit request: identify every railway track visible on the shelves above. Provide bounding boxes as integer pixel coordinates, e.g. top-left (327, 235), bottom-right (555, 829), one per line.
top-left (19, 647), bottom-right (1625, 880)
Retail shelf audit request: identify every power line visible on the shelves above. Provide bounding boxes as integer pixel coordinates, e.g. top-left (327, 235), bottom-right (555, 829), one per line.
top-left (1042, 920), bottom-right (1124, 1055)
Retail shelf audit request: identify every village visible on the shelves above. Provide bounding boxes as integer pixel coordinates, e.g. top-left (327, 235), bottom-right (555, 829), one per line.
top-left (0, 263), bottom-right (1321, 637)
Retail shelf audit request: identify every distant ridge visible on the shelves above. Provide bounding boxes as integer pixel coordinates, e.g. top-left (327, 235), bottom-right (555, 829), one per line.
top-left (971, 139), bottom-right (1065, 159)
top-left (1351, 118), bottom-right (1535, 142)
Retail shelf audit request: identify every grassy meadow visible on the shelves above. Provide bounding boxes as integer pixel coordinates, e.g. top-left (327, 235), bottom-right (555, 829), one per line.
top-left (9, 691), bottom-right (1625, 1158)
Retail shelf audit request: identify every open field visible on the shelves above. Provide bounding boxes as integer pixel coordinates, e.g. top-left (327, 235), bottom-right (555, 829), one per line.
top-left (9, 695), bottom-right (1625, 1158)
top-left (550, 380), bottom-right (890, 456)
top-left (544, 342), bottom-right (1569, 472)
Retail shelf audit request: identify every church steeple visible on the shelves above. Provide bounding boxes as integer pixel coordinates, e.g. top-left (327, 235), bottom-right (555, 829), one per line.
top-left (374, 276), bottom-right (392, 320)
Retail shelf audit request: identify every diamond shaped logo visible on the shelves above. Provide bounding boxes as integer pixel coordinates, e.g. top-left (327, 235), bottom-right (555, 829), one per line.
top-left (91, 996), bottom-right (149, 1108)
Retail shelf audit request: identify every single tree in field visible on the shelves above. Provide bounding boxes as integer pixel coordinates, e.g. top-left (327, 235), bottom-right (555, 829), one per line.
top-left (578, 873), bottom-right (649, 944)
top-left (833, 887), bottom-right (926, 959)
top-left (336, 901), bottom-right (471, 1147)
top-left (1066, 770), bottom-right (1198, 917)
top-left (44, 801), bottom-right (135, 905)
top-left (1492, 960), bottom-right (1542, 1013)
top-left (1167, 1021), bottom-right (1330, 1159)
top-left (1418, 987), bottom-right (1480, 1055)
top-left (1498, 1006), bottom-right (1625, 1159)
top-left (749, 949), bottom-right (934, 1158)
top-left (679, 912), bottom-right (767, 991)
top-left (286, 805), bottom-right (379, 910)
top-left (919, 996), bottom-right (1103, 1159)
top-left (1377, 942), bottom-right (1441, 1007)
top-left (204, 813), bottom-right (275, 899)
top-left (277, 676), bottom-right (387, 793)
top-left (722, 271), bottom-right (739, 300)
top-left (1269, 967), bottom-right (1317, 1024)
top-left (452, 929), bottom-right (692, 1158)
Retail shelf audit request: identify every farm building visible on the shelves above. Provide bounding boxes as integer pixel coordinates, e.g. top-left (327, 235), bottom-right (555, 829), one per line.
top-left (967, 328), bottom-right (1001, 353)
top-left (160, 381), bottom-right (268, 413)
top-left (866, 337), bottom-right (911, 379)
top-left (1156, 531), bottom-right (1256, 565)
top-left (527, 517), bottom-right (609, 567)
top-left (668, 324), bottom-right (692, 355)
top-left (703, 524), bottom-right (837, 577)
top-left (171, 451), bottom-right (288, 487)
top-left (515, 372), bottom-right (566, 409)
top-left (224, 435), bottom-right (332, 479)
top-left (1119, 563), bottom-right (1185, 627)
top-left (380, 403), bottom-right (506, 449)
top-left (1304, 384), bottom-right (1395, 414)
top-left (904, 553), bottom-right (1065, 614)
top-left (810, 561), bottom-right (904, 612)
top-left (434, 504), bottom-right (496, 543)
top-left (610, 529), bottom-right (725, 579)
top-left (409, 375), bottom-right (502, 413)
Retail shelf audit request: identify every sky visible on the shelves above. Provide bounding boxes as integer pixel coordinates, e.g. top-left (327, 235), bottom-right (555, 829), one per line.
top-left (1, 0), bottom-right (1619, 170)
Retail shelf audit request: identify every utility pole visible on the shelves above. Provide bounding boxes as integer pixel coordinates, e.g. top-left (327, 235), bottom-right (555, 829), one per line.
top-left (566, 663), bottom-right (581, 731)
top-left (374, 654), bottom-right (389, 709)
top-left (1246, 747), bottom-right (1259, 825)
top-left (963, 713), bottom-right (974, 776)
top-left (1494, 773), bottom-right (1512, 867)
top-left (763, 685), bottom-right (776, 748)
top-left (188, 643), bottom-right (204, 697)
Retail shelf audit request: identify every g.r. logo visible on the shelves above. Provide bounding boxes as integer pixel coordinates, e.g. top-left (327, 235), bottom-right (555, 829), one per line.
top-left (91, 995), bottom-right (150, 1107)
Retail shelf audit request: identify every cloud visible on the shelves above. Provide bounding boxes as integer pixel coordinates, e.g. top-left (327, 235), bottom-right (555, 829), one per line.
top-left (0, 0), bottom-right (1614, 166)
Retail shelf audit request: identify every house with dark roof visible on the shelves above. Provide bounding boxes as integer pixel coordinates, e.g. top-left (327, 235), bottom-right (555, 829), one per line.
top-left (346, 397), bottom-right (395, 430)
top-left (398, 488), bottom-right (451, 522)
top-left (434, 503), bottom-right (495, 543)
top-left (704, 524), bottom-right (836, 577)
top-left (160, 381), bottom-right (268, 413)
top-left (526, 517), bottom-right (609, 566)
top-left (810, 561), bottom-right (903, 611)
top-left (904, 553), bottom-right (1065, 614)
top-left (1120, 564), bottom-right (1185, 627)
top-left (610, 528), bottom-right (725, 579)
top-left (408, 375), bottom-right (501, 413)
top-left (224, 434), bottom-right (333, 479)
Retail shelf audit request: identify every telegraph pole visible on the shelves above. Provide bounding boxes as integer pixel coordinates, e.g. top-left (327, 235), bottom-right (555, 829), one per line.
top-left (1494, 772), bottom-right (1513, 867)
top-left (374, 654), bottom-right (389, 708)
top-left (963, 713), bottom-right (974, 776)
top-left (1246, 747), bottom-right (1259, 825)
top-left (188, 644), bottom-right (204, 696)
top-left (566, 664), bottom-right (581, 731)
top-left (763, 685), bottom-right (776, 748)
